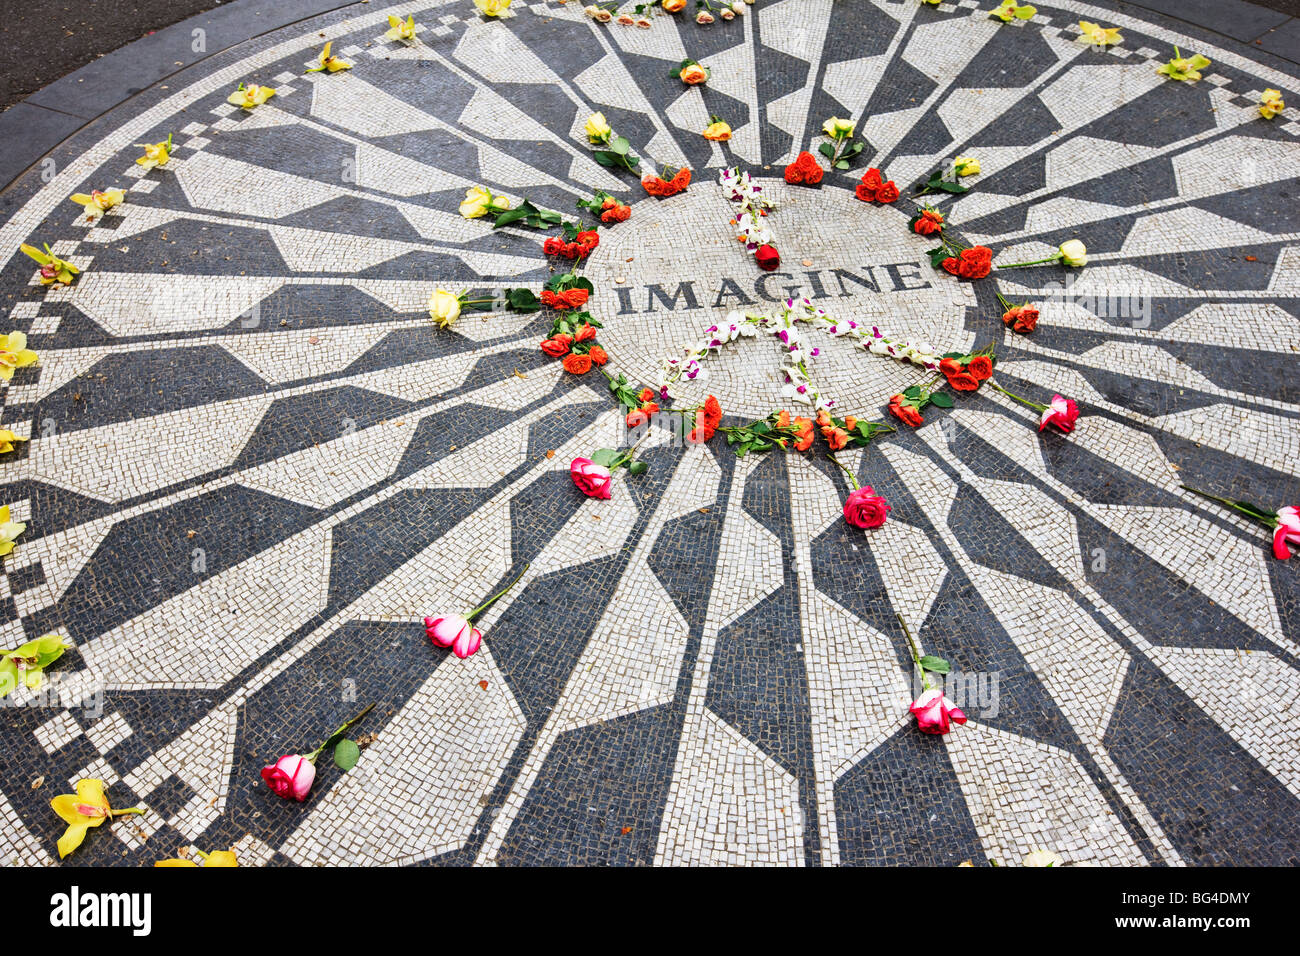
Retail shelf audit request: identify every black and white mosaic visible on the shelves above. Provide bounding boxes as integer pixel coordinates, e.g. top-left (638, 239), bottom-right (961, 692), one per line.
top-left (0, 0), bottom-right (1298, 866)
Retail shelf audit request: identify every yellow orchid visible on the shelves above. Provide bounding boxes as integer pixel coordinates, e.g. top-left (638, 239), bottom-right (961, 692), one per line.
top-left (585, 112), bottom-right (612, 144)
top-left (19, 244), bottom-right (79, 286)
top-left (430, 289), bottom-right (463, 329)
top-left (1077, 20), bottom-right (1122, 46)
top-left (474, 0), bottom-right (515, 16)
top-left (134, 134), bottom-right (172, 169)
top-left (1260, 89), bottom-right (1285, 120)
top-left (385, 15), bottom-right (418, 43)
top-left (52, 779), bottom-right (143, 859)
top-left (0, 428), bottom-right (26, 455)
top-left (0, 331), bottom-right (38, 381)
top-left (69, 188), bottom-right (125, 221)
top-left (156, 847), bottom-right (239, 867)
top-left (1158, 47), bottom-right (1211, 82)
top-left (227, 83), bottom-right (276, 109)
top-left (702, 120), bottom-right (732, 141)
top-left (990, 0), bottom-right (1036, 22)
top-left (953, 156), bottom-right (980, 176)
top-left (0, 504), bottom-right (26, 557)
top-left (459, 186), bottom-right (510, 220)
top-left (822, 117), bottom-right (855, 139)
top-left (1, 634), bottom-right (71, 698)
top-left (307, 42), bottom-right (351, 74)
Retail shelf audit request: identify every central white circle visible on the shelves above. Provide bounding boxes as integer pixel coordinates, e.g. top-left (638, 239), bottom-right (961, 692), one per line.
top-left (591, 177), bottom-right (976, 418)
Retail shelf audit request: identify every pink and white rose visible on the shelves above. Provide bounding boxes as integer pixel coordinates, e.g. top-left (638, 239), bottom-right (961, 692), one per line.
top-left (571, 457), bottom-right (613, 499)
top-left (1273, 506), bottom-right (1300, 559)
top-left (424, 613), bottom-right (483, 659)
top-left (1039, 394), bottom-right (1079, 433)
top-left (260, 753), bottom-right (316, 801)
top-left (910, 688), bottom-right (967, 735)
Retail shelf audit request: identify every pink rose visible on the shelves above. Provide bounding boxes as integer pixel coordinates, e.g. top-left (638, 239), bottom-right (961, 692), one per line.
top-left (843, 485), bottom-right (889, 529)
top-left (260, 753), bottom-right (316, 801)
top-left (571, 457), bottom-right (613, 499)
top-left (1039, 394), bottom-right (1079, 433)
top-left (1273, 506), bottom-right (1300, 559)
top-left (424, 613), bottom-right (483, 659)
top-left (910, 688), bottom-right (967, 735)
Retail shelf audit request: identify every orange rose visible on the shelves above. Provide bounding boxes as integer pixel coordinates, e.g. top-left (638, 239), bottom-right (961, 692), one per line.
top-left (680, 64), bottom-right (708, 85)
top-left (588, 345), bottom-right (608, 366)
top-left (562, 353), bottom-right (593, 375)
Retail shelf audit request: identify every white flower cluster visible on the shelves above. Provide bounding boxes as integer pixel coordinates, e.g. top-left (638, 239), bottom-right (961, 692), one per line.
top-left (717, 167), bottom-right (775, 255)
top-left (657, 311), bottom-right (759, 398)
top-left (817, 316), bottom-right (941, 371)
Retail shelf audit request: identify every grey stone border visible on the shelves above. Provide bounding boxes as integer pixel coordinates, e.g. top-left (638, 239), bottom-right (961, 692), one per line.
top-left (0, 0), bottom-right (360, 193)
top-left (0, 0), bottom-right (1296, 195)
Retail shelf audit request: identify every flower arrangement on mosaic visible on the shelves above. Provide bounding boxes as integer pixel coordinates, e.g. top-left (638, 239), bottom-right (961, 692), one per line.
top-left (427, 564), bottom-right (529, 658)
top-left (719, 167), bottom-right (779, 271)
top-left (577, 189), bottom-right (632, 224)
top-left (1180, 487), bottom-right (1300, 560)
top-left (261, 702), bottom-right (376, 802)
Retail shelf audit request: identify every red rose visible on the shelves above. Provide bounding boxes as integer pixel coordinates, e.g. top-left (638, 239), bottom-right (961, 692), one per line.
top-left (876, 180), bottom-right (899, 203)
top-left (539, 289), bottom-right (559, 309)
top-left (947, 371), bottom-right (979, 391)
top-left (1003, 305), bottom-right (1039, 333)
top-left (540, 334), bottom-right (572, 357)
top-left (755, 244), bottom-right (780, 271)
top-left (956, 246), bottom-right (992, 279)
top-left (668, 168), bottom-right (692, 192)
top-left (588, 345), bottom-right (608, 365)
top-left (638, 387), bottom-right (655, 403)
top-left (823, 426), bottom-right (850, 451)
top-left (626, 410), bottom-right (648, 429)
top-left (562, 353), bottom-right (593, 375)
top-left (889, 400), bottom-right (924, 428)
top-left (854, 182), bottom-right (877, 202)
top-left (861, 168), bottom-right (883, 189)
top-left (574, 321), bottom-right (597, 342)
top-left (843, 486), bottom-right (890, 529)
top-left (784, 163), bottom-right (803, 185)
top-left (576, 230), bottom-right (600, 251)
top-left (642, 176), bottom-right (668, 196)
top-left (942, 257), bottom-right (960, 275)
top-left (913, 210), bottom-right (944, 235)
top-left (562, 289), bottom-right (590, 309)
top-left (967, 355), bottom-right (993, 380)
top-left (542, 236), bottom-right (566, 256)
top-left (703, 395), bottom-right (722, 427)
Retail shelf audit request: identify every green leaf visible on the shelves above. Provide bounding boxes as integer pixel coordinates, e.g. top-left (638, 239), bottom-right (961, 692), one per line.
top-left (844, 142), bottom-right (863, 156)
top-left (929, 392), bottom-right (954, 408)
top-left (918, 655), bottom-right (950, 674)
top-left (751, 421), bottom-right (771, 434)
top-left (589, 448), bottom-right (620, 468)
top-left (903, 385), bottom-right (923, 400)
top-left (834, 160), bottom-right (849, 170)
top-left (334, 738), bottom-right (361, 771)
top-left (818, 142), bottom-right (835, 159)
top-left (492, 206), bottom-right (533, 229)
top-left (626, 460), bottom-right (648, 476)
top-left (610, 136), bottom-right (631, 155)
top-left (508, 288), bottom-right (541, 312)
top-left (937, 181), bottom-right (970, 194)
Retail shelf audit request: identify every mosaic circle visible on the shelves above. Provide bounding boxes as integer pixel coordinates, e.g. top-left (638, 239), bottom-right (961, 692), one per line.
top-left (0, 0), bottom-right (1297, 868)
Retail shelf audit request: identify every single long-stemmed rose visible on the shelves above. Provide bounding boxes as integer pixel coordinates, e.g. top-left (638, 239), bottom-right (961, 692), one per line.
top-left (986, 380), bottom-right (1080, 433)
top-left (261, 702), bottom-right (375, 802)
top-left (997, 239), bottom-right (1088, 269)
top-left (829, 456), bottom-right (890, 529)
top-left (1179, 486), bottom-right (1300, 560)
top-left (426, 563), bottom-right (529, 657)
top-left (897, 613), bottom-right (966, 736)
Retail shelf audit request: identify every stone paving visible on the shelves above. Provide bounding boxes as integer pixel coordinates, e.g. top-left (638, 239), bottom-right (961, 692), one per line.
top-left (0, 0), bottom-right (1298, 867)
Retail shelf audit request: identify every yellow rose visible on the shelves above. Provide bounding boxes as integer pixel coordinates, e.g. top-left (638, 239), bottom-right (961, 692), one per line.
top-left (702, 121), bottom-right (732, 141)
top-left (1058, 239), bottom-right (1088, 267)
top-left (822, 116), bottom-right (855, 139)
top-left (585, 112), bottom-right (612, 143)
top-left (1260, 89), bottom-right (1284, 119)
top-left (680, 63), bottom-right (709, 85)
top-left (429, 289), bottom-right (463, 329)
top-left (663, 0), bottom-right (686, 10)
top-left (953, 156), bottom-right (980, 176)
top-left (474, 0), bottom-right (513, 16)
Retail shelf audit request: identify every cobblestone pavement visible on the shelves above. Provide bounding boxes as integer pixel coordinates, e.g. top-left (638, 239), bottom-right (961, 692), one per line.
top-left (0, 0), bottom-right (1297, 867)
